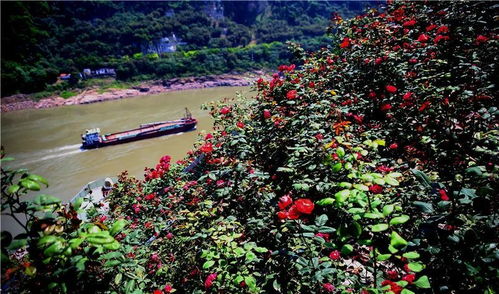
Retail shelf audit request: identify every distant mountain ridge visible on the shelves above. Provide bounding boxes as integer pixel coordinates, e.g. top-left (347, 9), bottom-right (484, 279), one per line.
top-left (1, 1), bottom-right (381, 96)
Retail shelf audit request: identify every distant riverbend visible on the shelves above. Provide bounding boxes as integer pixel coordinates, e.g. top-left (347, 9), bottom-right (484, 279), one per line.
top-left (1, 71), bottom-right (263, 112)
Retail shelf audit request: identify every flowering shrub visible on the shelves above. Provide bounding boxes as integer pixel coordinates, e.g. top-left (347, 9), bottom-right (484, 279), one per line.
top-left (100, 1), bottom-right (497, 293)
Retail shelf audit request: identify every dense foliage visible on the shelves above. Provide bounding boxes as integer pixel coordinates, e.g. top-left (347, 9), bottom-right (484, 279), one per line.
top-left (2, 1), bottom-right (498, 293)
top-left (1, 0), bottom-right (376, 96)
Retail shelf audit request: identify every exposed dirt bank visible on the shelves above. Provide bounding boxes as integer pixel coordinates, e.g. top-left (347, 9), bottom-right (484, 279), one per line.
top-left (1, 72), bottom-right (263, 112)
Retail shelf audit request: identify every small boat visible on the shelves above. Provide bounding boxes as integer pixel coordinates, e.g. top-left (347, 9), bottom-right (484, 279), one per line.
top-left (81, 108), bottom-right (197, 149)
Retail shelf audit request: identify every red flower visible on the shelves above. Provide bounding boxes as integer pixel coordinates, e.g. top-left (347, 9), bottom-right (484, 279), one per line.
top-left (329, 250), bottom-right (341, 260)
top-left (439, 189), bottom-right (450, 201)
top-left (386, 85), bottom-right (397, 93)
top-left (426, 24), bottom-right (438, 31)
top-left (205, 133), bottom-right (213, 140)
top-left (287, 205), bottom-right (301, 219)
top-left (295, 198), bottom-right (314, 214)
top-left (315, 133), bottom-right (324, 141)
top-left (145, 193), bottom-right (155, 200)
top-left (219, 106), bottom-right (231, 115)
top-left (402, 274), bottom-right (416, 284)
top-left (315, 233), bottom-right (330, 242)
top-left (417, 34), bottom-right (430, 42)
top-left (409, 58), bottom-right (418, 64)
top-left (236, 121), bottom-right (245, 128)
top-left (200, 143), bottom-right (214, 153)
top-left (166, 232), bottom-right (174, 240)
top-left (322, 283), bottom-right (335, 292)
top-left (309, 81), bottom-right (315, 88)
top-left (434, 35), bottom-right (450, 44)
top-left (98, 215), bottom-right (107, 223)
top-left (389, 143), bottom-right (399, 150)
top-left (387, 270), bottom-right (399, 280)
top-left (369, 184), bottom-right (383, 194)
top-left (278, 194), bottom-right (293, 210)
top-left (153, 290), bottom-right (162, 294)
top-left (375, 57), bottom-right (383, 65)
top-left (403, 19), bottom-right (416, 27)
top-left (377, 165), bottom-right (394, 172)
top-left (263, 109), bottom-right (271, 119)
top-left (277, 211), bottom-right (288, 219)
top-left (286, 90), bottom-right (298, 100)
top-left (403, 91), bottom-right (413, 101)
top-left (339, 37), bottom-right (351, 48)
top-left (164, 285), bottom-right (173, 293)
top-left (476, 35), bottom-right (489, 43)
top-left (436, 25), bottom-right (449, 34)
top-left (204, 273), bottom-right (217, 289)
top-left (380, 103), bottom-right (392, 111)
top-left (419, 101), bottom-right (431, 112)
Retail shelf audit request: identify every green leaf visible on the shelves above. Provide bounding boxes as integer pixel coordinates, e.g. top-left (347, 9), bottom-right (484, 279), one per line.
top-left (390, 231), bottom-right (408, 248)
top-left (27, 174), bottom-right (49, 187)
top-left (403, 251), bottom-right (420, 259)
top-left (272, 279), bottom-right (281, 292)
top-left (234, 247), bottom-right (245, 257)
top-left (353, 184), bottom-right (369, 191)
top-left (338, 182), bottom-right (352, 188)
top-left (408, 262), bottom-right (424, 272)
top-left (390, 215), bottom-right (410, 225)
top-left (382, 205), bottom-right (394, 216)
top-left (245, 251), bottom-right (257, 262)
top-left (335, 189), bottom-right (350, 203)
top-left (332, 162), bottom-right (343, 172)
top-left (20, 179), bottom-right (40, 191)
top-left (377, 253), bottom-right (391, 261)
top-left (244, 276), bottom-right (257, 291)
top-left (384, 176), bottom-right (399, 186)
top-left (413, 201), bottom-right (434, 213)
top-left (110, 219), bottom-right (127, 236)
top-left (413, 275), bottom-right (431, 288)
top-left (203, 260), bottom-right (215, 269)
top-left (411, 169), bottom-right (431, 188)
top-left (371, 223), bottom-right (389, 232)
top-left (374, 178), bottom-right (386, 185)
top-left (115, 273), bottom-right (123, 285)
top-left (341, 244), bottom-right (353, 255)
top-left (254, 247), bottom-right (268, 253)
top-left (315, 214), bottom-right (328, 226)
top-left (8, 239), bottom-right (27, 250)
top-left (7, 184), bottom-right (20, 195)
top-left (364, 212), bottom-right (384, 219)
top-left (317, 198), bottom-right (335, 206)
top-left (73, 197), bottom-right (84, 211)
top-left (401, 289), bottom-right (416, 294)
top-left (465, 166), bottom-right (483, 177)
top-left (104, 260), bottom-right (121, 267)
top-left (336, 147), bottom-right (346, 158)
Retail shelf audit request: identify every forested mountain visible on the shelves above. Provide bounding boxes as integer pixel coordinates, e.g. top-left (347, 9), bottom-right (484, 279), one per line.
top-left (1, 1), bottom-right (379, 96)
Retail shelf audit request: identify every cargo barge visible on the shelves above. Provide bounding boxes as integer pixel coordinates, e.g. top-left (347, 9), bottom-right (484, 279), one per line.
top-left (81, 109), bottom-right (197, 149)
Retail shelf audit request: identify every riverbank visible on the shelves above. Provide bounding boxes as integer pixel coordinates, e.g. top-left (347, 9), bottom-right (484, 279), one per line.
top-left (1, 71), bottom-right (263, 112)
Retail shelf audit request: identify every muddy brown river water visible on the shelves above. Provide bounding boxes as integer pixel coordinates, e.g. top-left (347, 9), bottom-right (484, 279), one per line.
top-left (1, 86), bottom-right (251, 233)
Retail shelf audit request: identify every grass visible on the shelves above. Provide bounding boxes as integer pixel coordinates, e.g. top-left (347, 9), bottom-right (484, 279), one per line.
top-left (60, 90), bottom-right (78, 99)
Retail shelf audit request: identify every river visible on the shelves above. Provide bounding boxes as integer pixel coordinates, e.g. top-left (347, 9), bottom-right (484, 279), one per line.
top-left (1, 86), bottom-right (250, 233)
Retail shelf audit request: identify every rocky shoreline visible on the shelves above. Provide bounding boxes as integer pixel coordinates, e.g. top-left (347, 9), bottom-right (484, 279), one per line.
top-left (1, 72), bottom-right (262, 112)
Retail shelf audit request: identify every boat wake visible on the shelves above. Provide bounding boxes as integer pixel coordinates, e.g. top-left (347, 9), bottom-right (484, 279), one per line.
top-left (16, 144), bottom-right (84, 166)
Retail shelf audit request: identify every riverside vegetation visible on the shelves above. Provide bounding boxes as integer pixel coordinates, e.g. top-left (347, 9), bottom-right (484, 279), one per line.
top-left (1, 1), bottom-right (498, 293)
